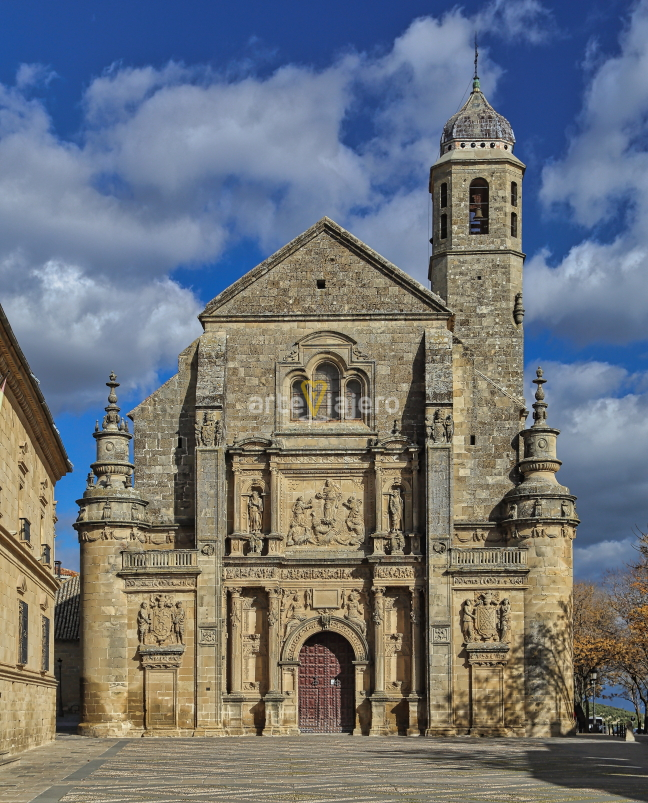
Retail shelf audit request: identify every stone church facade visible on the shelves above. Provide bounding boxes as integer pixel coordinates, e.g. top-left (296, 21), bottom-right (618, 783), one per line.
top-left (75, 75), bottom-right (578, 738)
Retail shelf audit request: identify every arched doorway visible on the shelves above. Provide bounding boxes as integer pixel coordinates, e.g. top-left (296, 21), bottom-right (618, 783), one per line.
top-left (298, 632), bottom-right (354, 733)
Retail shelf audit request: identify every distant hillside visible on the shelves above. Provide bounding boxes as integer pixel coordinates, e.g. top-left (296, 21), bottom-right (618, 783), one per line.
top-left (592, 703), bottom-right (638, 721)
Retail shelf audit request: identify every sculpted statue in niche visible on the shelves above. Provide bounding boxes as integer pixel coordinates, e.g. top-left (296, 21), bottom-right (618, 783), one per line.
top-left (287, 497), bottom-right (314, 546)
top-left (388, 488), bottom-right (403, 532)
top-left (561, 499), bottom-right (571, 518)
top-left (247, 489), bottom-right (264, 534)
top-left (508, 502), bottom-right (517, 520)
top-left (102, 502), bottom-right (112, 520)
top-left (343, 589), bottom-right (366, 635)
top-left (138, 595), bottom-right (185, 647)
top-left (388, 487), bottom-right (405, 554)
top-left (532, 498), bottom-right (543, 518)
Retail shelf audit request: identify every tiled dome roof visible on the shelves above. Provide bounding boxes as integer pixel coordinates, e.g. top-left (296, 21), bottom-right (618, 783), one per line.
top-left (441, 81), bottom-right (515, 147)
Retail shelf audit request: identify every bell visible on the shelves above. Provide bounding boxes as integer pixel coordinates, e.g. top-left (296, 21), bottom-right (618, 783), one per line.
top-left (474, 206), bottom-right (483, 219)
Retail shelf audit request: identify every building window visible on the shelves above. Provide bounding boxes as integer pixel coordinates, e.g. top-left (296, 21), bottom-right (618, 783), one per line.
top-left (20, 518), bottom-right (31, 543)
top-left (345, 379), bottom-right (363, 420)
top-left (18, 601), bottom-right (28, 665)
top-left (440, 182), bottom-right (447, 208)
top-left (440, 214), bottom-right (448, 240)
top-left (290, 378), bottom-right (309, 421)
top-left (511, 181), bottom-right (518, 207)
top-left (312, 362), bottom-right (341, 421)
top-left (511, 212), bottom-right (518, 238)
top-left (290, 361), bottom-right (367, 424)
top-left (41, 616), bottom-right (50, 672)
top-left (41, 544), bottom-right (51, 564)
top-left (469, 178), bottom-right (489, 235)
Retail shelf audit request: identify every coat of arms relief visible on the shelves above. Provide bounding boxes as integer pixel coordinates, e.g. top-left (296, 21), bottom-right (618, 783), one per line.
top-left (461, 591), bottom-right (511, 646)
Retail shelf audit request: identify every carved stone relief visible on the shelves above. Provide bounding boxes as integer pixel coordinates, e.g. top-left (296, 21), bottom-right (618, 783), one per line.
top-left (461, 591), bottom-right (511, 645)
top-left (284, 479), bottom-right (368, 549)
top-left (425, 409), bottom-right (454, 443)
top-left (137, 595), bottom-right (185, 647)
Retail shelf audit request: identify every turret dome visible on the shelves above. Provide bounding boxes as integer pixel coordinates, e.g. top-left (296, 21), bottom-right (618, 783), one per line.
top-left (440, 78), bottom-right (515, 155)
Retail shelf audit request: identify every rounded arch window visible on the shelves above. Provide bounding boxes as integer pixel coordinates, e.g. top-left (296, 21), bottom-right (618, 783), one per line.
top-left (345, 378), bottom-right (363, 420)
top-left (312, 361), bottom-right (341, 421)
top-left (469, 178), bottom-right (489, 235)
top-left (290, 378), bottom-right (309, 421)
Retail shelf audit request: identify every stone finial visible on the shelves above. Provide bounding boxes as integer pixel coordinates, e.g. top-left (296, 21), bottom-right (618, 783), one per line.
top-left (513, 292), bottom-right (525, 325)
top-left (102, 372), bottom-right (121, 431)
top-left (531, 367), bottom-right (548, 428)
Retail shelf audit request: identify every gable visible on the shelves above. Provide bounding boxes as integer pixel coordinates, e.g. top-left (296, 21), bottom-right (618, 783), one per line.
top-left (201, 218), bottom-right (450, 320)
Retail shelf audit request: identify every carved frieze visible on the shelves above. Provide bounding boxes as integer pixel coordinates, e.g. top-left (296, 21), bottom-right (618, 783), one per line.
top-left (373, 566), bottom-right (422, 580)
top-left (124, 577), bottom-right (197, 590)
top-left (453, 575), bottom-right (526, 587)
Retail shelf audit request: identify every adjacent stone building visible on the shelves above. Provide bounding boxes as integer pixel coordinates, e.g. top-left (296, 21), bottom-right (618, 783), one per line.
top-left (0, 304), bottom-right (71, 755)
top-left (54, 571), bottom-right (81, 716)
top-left (76, 73), bottom-right (578, 738)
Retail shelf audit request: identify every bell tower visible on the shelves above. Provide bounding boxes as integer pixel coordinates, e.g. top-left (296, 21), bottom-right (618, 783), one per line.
top-left (429, 60), bottom-right (527, 519)
top-left (429, 63), bottom-right (525, 405)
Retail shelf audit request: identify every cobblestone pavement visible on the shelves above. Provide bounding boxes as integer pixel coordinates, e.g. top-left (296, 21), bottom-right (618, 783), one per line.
top-left (2, 735), bottom-right (648, 803)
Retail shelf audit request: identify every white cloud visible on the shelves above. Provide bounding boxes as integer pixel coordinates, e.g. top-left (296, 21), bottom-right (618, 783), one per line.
top-left (0, 1), bottom-right (552, 412)
top-left (525, 360), bottom-right (648, 577)
top-left (574, 538), bottom-right (637, 581)
top-left (15, 63), bottom-right (57, 90)
top-left (1, 258), bottom-right (202, 412)
top-left (527, 0), bottom-right (648, 345)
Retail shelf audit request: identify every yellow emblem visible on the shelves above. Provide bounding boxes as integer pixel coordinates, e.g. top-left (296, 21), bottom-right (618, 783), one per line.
top-left (301, 379), bottom-right (328, 418)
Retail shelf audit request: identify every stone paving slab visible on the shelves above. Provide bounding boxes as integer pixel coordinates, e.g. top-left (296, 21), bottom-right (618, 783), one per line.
top-left (1, 735), bottom-right (648, 803)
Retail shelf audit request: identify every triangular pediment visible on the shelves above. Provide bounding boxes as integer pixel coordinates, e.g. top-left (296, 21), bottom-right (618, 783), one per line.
top-left (200, 218), bottom-right (450, 319)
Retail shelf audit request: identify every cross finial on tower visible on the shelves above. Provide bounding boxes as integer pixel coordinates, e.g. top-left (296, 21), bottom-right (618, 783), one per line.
top-left (473, 34), bottom-right (480, 92)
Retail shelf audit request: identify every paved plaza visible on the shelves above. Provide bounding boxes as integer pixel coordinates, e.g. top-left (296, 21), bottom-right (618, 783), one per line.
top-left (1, 734), bottom-right (648, 803)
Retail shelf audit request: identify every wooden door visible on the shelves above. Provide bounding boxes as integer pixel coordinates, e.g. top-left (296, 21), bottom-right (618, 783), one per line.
top-left (298, 632), bottom-right (354, 733)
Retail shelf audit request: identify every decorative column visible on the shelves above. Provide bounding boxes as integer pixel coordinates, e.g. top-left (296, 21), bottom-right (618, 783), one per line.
top-left (227, 467), bottom-right (245, 555)
top-left (371, 450), bottom-right (387, 554)
top-left (409, 448), bottom-right (421, 555)
top-left (229, 588), bottom-right (243, 693)
top-left (263, 587), bottom-right (285, 735)
top-left (407, 586), bottom-right (421, 735)
top-left (224, 587), bottom-right (244, 735)
top-left (266, 461), bottom-right (284, 555)
top-left (369, 585), bottom-right (388, 736)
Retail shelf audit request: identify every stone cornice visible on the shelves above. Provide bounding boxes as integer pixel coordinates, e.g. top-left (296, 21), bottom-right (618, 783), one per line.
top-left (0, 524), bottom-right (60, 593)
top-left (0, 306), bottom-right (71, 481)
top-left (0, 664), bottom-right (58, 687)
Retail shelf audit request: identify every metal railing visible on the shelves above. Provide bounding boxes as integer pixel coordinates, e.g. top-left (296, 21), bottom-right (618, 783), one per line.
top-left (451, 548), bottom-right (527, 567)
top-left (122, 550), bottom-right (197, 569)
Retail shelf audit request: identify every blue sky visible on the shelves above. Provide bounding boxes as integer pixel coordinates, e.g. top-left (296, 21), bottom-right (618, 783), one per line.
top-left (1, 0), bottom-right (647, 578)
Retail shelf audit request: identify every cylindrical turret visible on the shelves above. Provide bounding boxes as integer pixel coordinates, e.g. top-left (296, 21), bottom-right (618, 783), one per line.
top-left (75, 373), bottom-right (149, 737)
top-left (503, 368), bottom-right (578, 736)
